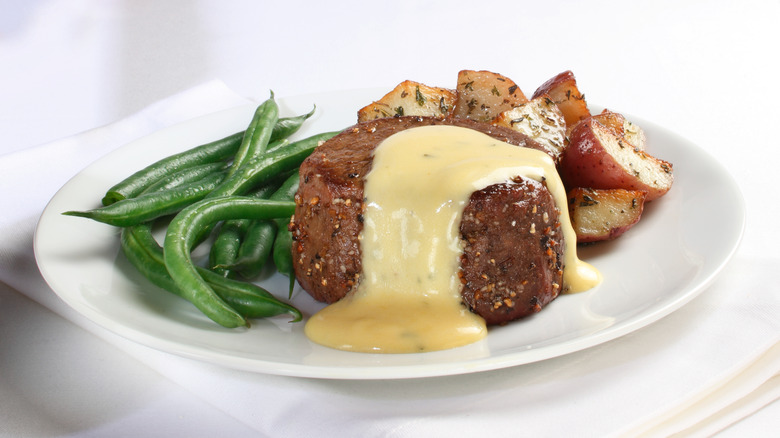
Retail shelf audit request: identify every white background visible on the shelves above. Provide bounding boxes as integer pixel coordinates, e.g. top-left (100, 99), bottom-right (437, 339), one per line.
top-left (2, 1), bottom-right (779, 436)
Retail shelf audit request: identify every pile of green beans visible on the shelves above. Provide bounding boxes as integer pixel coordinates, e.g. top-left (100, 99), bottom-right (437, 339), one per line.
top-left (64, 94), bottom-right (340, 328)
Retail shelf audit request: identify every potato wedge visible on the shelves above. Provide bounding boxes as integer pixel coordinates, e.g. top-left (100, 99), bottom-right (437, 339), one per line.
top-left (591, 109), bottom-right (646, 151)
top-left (357, 80), bottom-right (456, 121)
top-left (532, 70), bottom-right (591, 128)
top-left (559, 118), bottom-right (673, 201)
top-left (453, 70), bottom-right (528, 122)
top-left (567, 188), bottom-right (647, 243)
top-left (493, 94), bottom-right (567, 162)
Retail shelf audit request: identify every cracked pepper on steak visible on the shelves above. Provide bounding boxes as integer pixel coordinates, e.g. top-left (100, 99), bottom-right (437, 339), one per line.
top-left (290, 116), bottom-right (565, 325)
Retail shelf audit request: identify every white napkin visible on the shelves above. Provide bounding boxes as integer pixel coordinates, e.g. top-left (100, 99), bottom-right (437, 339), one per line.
top-left (1, 81), bottom-right (778, 437)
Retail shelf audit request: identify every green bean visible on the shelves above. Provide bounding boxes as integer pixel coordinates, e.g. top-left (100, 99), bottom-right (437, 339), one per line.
top-left (141, 161), bottom-right (227, 194)
top-left (229, 94), bottom-right (279, 177)
top-left (100, 105), bottom-right (323, 206)
top-left (64, 171), bottom-right (226, 227)
top-left (207, 178), bottom-right (286, 278)
top-left (273, 224), bottom-right (296, 297)
top-left (163, 196), bottom-right (296, 328)
top-left (102, 131), bottom-right (244, 206)
top-left (266, 138), bottom-right (290, 153)
top-left (270, 171), bottom-right (300, 296)
top-left (248, 176), bottom-right (290, 198)
top-left (208, 131), bottom-right (339, 199)
top-left (226, 171), bottom-right (300, 280)
top-left (268, 170), bottom-right (301, 206)
top-left (269, 105), bottom-right (316, 143)
top-left (208, 220), bottom-right (247, 279)
top-left (229, 220), bottom-right (277, 279)
top-left (121, 223), bottom-right (301, 322)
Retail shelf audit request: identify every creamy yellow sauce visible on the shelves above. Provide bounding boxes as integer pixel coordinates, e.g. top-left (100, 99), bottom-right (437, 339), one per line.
top-left (304, 125), bottom-right (600, 353)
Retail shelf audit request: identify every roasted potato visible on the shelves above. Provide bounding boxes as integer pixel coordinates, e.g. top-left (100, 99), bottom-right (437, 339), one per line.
top-left (591, 109), bottom-right (646, 151)
top-left (493, 94), bottom-right (567, 162)
top-left (532, 70), bottom-right (591, 128)
top-left (558, 118), bottom-right (673, 201)
top-left (357, 69), bottom-right (671, 247)
top-left (567, 188), bottom-right (647, 243)
top-left (357, 80), bottom-right (456, 121)
top-left (452, 70), bottom-right (528, 122)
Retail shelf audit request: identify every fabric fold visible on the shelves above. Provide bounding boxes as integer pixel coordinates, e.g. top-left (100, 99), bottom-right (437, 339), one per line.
top-left (626, 339), bottom-right (780, 437)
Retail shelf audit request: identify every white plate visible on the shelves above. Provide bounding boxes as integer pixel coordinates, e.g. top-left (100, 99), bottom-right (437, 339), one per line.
top-left (34, 89), bottom-right (745, 380)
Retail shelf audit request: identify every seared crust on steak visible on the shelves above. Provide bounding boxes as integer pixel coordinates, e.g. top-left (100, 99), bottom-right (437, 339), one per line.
top-left (459, 179), bottom-right (563, 325)
top-left (290, 116), bottom-right (564, 324)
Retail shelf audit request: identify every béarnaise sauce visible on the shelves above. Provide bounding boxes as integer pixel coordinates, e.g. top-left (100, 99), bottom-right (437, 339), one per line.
top-left (304, 126), bottom-right (600, 353)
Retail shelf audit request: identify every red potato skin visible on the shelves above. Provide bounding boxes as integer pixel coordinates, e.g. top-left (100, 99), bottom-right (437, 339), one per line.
top-left (567, 188), bottom-right (647, 243)
top-left (532, 70), bottom-right (591, 128)
top-left (558, 119), bottom-right (673, 201)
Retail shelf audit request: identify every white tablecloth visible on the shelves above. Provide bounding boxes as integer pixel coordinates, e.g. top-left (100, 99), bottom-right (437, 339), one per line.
top-left (2, 1), bottom-right (779, 437)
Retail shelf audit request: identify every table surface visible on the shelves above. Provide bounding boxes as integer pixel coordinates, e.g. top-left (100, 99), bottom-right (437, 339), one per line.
top-left (2, 1), bottom-right (779, 436)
